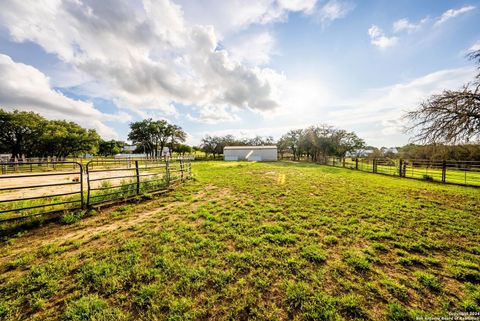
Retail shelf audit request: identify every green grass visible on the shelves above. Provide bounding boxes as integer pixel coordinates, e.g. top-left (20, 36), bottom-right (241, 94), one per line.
top-left (341, 157), bottom-right (480, 186)
top-left (0, 161), bottom-right (479, 320)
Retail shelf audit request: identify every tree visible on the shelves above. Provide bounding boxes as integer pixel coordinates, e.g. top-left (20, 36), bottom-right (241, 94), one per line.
top-left (0, 109), bottom-right (46, 159)
top-left (174, 144), bottom-right (192, 156)
top-left (278, 129), bottom-right (302, 160)
top-left (0, 109), bottom-right (103, 159)
top-left (98, 140), bottom-right (125, 156)
top-left (200, 135), bottom-right (221, 159)
top-left (128, 119), bottom-right (155, 157)
top-left (128, 119), bottom-right (186, 158)
top-left (277, 125), bottom-right (364, 161)
top-left (38, 120), bottom-right (100, 157)
top-left (405, 49), bottom-right (480, 144)
top-left (167, 124), bottom-right (187, 156)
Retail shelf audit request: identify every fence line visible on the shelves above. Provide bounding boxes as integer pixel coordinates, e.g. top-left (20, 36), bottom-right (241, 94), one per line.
top-left (316, 156), bottom-right (480, 187)
top-left (0, 158), bottom-right (192, 222)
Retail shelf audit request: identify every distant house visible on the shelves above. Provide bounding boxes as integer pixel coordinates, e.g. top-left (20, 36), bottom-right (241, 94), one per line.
top-left (122, 145), bottom-right (137, 153)
top-left (0, 154), bottom-right (11, 161)
top-left (161, 147), bottom-right (170, 157)
top-left (346, 149), bottom-right (375, 157)
top-left (114, 153), bottom-right (147, 159)
top-left (383, 147), bottom-right (399, 155)
top-left (224, 146), bottom-right (277, 161)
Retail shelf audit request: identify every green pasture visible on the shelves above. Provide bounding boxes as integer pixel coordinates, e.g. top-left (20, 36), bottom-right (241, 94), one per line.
top-left (0, 161), bottom-right (479, 320)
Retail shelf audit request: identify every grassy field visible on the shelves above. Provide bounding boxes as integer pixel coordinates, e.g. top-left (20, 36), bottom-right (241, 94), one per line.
top-left (1, 161), bottom-right (479, 320)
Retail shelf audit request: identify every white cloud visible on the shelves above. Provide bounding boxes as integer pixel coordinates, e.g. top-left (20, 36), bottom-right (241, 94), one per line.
top-left (393, 17), bottom-right (427, 33)
top-left (0, 0), bottom-right (287, 124)
top-left (327, 67), bottom-right (476, 137)
top-left (0, 54), bottom-right (127, 139)
top-left (469, 41), bottom-right (480, 52)
top-left (435, 5), bottom-right (475, 26)
top-left (368, 25), bottom-right (398, 49)
top-left (317, 0), bottom-right (354, 24)
top-left (175, 0), bottom-right (318, 37)
top-left (224, 32), bottom-right (276, 65)
top-left (187, 105), bottom-right (240, 124)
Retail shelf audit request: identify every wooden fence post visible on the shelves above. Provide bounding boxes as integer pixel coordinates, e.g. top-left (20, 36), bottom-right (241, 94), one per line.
top-left (135, 160), bottom-right (140, 195)
top-left (355, 158), bottom-right (358, 170)
top-left (165, 159), bottom-right (170, 187)
top-left (180, 159), bottom-right (184, 181)
top-left (442, 160), bottom-right (446, 183)
top-left (399, 159), bottom-right (403, 177)
top-left (373, 159), bottom-right (377, 173)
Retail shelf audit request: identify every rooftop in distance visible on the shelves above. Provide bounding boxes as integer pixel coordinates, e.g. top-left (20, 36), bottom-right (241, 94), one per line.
top-left (224, 146), bottom-right (277, 150)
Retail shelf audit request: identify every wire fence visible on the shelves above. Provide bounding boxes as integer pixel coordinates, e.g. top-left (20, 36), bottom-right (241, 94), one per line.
top-left (318, 156), bottom-right (480, 187)
top-left (0, 158), bottom-right (192, 222)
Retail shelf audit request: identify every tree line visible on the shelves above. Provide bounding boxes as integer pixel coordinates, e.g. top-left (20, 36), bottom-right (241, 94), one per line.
top-left (276, 125), bottom-right (365, 161)
top-left (0, 109), bottom-right (100, 159)
top-left (0, 109), bottom-right (189, 160)
top-left (397, 144), bottom-right (480, 161)
top-left (200, 135), bottom-right (275, 158)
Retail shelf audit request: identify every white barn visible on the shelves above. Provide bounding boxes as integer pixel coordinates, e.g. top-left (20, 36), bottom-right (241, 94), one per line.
top-left (224, 146), bottom-right (277, 161)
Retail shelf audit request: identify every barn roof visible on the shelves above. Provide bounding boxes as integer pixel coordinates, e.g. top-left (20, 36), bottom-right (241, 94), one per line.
top-left (224, 145), bottom-right (277, 150)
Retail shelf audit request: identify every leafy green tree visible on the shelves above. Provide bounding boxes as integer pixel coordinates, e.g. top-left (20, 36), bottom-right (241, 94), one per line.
top-left (200, 135), bottom-right (221, 159)
top-left (278, 125), bottom-right (364, 161)
top-left (38, 120), bottom-right (100, 157)
top-left (278, 129), bottom-right (302, 160)
top-left (98, 140), bottom-right (125, 156)
top-left (167, 124), bottom-right (187, 156)
top-left (128, 119), bottom-right (155, 157)
top-left (0, 109), bottom-right (46, 159)
top-left (174, 144), bottom-right (192, 156)
top-left (128, 119), bottom-right (186, 158)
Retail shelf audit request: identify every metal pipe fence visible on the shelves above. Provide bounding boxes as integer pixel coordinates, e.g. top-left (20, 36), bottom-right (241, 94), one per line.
top-left (317, 157), bottom-right (480, 187)
top-left (0, 161), bottom-right (84, 222)
top-left (0, 158), bottom-right (192, 222)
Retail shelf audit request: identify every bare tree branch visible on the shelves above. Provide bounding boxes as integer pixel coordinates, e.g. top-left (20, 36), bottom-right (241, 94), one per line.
top-left (404, 50), bottom-right (480, 144)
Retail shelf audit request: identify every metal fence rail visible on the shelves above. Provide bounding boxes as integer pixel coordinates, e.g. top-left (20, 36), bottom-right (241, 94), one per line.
top-left (318, 157), bottom-right (480, 187)
top-left (0, 159), bottom-right (192, 222)
top-left (0, 161), bottom-right (84, 222)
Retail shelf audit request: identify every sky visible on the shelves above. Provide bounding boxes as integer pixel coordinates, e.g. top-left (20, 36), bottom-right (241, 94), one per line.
top-left (0, 0), bottom-right (479, 147)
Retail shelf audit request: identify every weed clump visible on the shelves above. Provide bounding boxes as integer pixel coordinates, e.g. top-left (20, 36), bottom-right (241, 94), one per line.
top-left (64, 295), bottom-right (128, 321)
top-left (301, 245), bottom-right (327, 263)
top-left (414, 272), bottom-right (441, 292)
top-left (386, 303), bottom-right (415, 321)
top-left (344, 252), bottom-right (371, 272)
